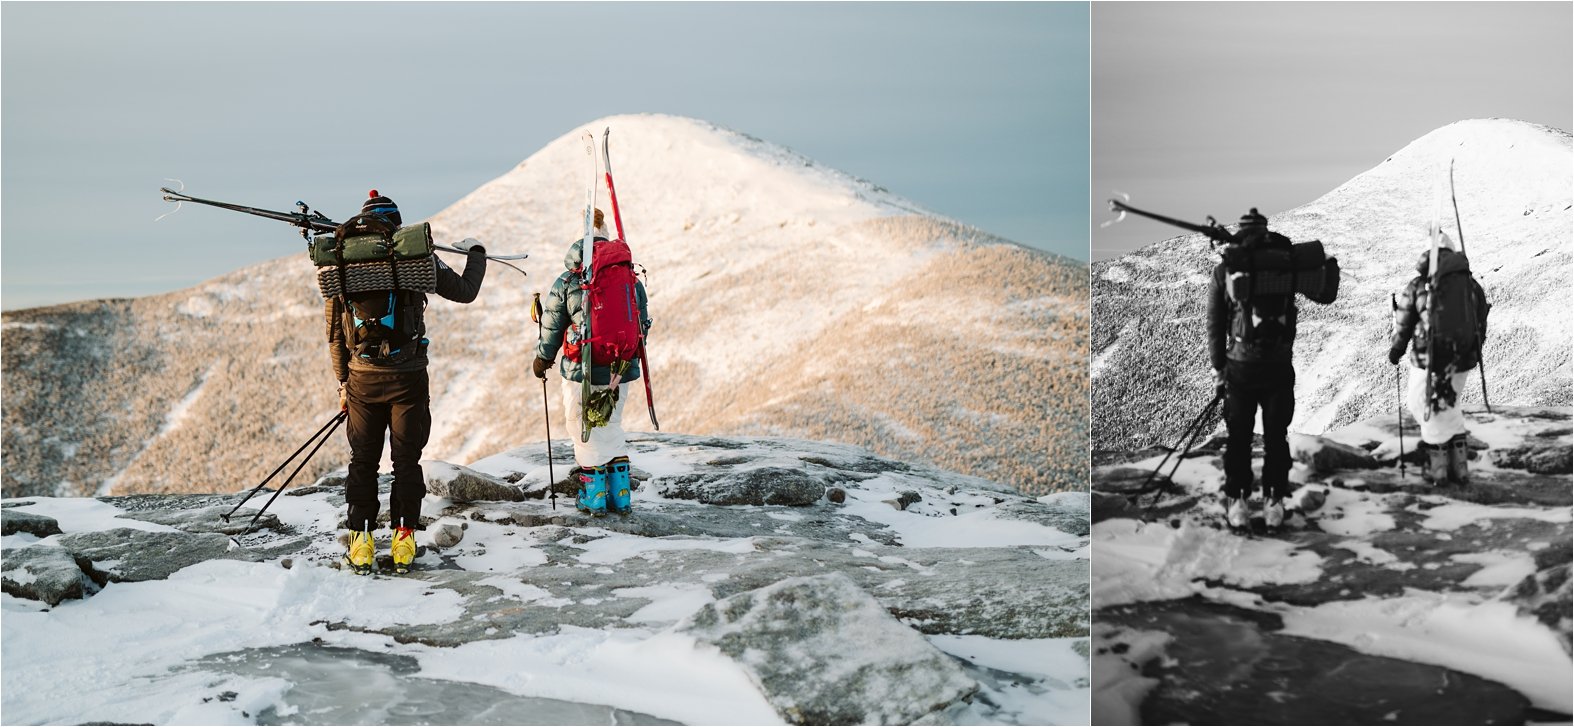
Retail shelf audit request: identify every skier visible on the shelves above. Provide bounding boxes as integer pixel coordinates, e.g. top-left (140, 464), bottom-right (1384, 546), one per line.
top-left (1389, 225), bottom-right (1489, 485)
top-left (1209, 209), bottom-right (1319, 531)
top-left (328, 191), bottom-right (487, 573)
top-left (531, 208), bottom-right (651, 516)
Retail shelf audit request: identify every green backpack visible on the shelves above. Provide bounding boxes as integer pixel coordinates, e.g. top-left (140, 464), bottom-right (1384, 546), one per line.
top-left (310, 214), bottom-right (437, 298)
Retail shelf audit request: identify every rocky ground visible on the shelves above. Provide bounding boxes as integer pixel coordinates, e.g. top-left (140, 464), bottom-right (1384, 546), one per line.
top-left (2, 433), bottom-right (1090, 726)
top-left (1090, 405), bottom-right (1572, 725)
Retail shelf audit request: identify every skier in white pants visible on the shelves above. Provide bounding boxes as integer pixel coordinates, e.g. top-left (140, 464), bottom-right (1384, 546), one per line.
top-left (1389, 228), bottom-right (1489, 485)
top-left (532, 209), bottom-right (651, 515)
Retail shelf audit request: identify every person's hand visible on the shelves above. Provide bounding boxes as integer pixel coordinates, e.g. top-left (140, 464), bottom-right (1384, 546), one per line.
top-left (532, 357), bottom-right (554, 380)
top-left (1213, 369), bottom-right (1226, 397)
top-left (1389, 349), bottom-right (1403, 366)
top-left (453, 237), bottom-right (486, 254)
top-left (338, 382), bottom-right (348, 411)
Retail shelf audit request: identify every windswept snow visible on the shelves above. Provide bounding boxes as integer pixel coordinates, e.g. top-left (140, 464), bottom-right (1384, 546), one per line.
top-left (3, 433), bottom-right (1089, 726)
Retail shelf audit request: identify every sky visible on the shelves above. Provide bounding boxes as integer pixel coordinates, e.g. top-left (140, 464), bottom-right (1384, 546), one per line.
top-left (0, 2), bottom-right (1091, 311)
top-left (1091, 2), bottom-right (1573, 261)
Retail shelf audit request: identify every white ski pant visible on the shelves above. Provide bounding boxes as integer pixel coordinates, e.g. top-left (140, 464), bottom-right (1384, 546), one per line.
top-left (1405, 365), bottom-right (1472, 445)
top-left (561, 379), bottom-right (630, 468)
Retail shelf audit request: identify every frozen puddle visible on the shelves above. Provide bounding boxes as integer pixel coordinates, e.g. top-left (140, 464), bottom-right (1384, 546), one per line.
top-left (188, 643), bottom-right (678, 726)
top-left (1095, 599), bottom-right (1565, 725)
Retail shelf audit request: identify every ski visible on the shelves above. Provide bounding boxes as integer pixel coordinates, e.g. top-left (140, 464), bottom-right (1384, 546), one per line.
top-left (580, 131), bottom-right (598, 443)
top-left (160, 187), bottom-right (532, 265)
top-left (1449, 159), bottom-right (1491, 413)
top-left (600, 127), bottom-right (660, 430)
top-left (1423, 174), bottom-right (1446, 421)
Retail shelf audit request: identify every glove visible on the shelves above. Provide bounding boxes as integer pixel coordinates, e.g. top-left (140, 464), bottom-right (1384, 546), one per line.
top-left (453, 237), bottom-right (486, 254)
top-left (1213, 369), bottom-right (1226, 397)
top-left (532, 356), bottom-right (554, 380)
top-left (1389, 349), bottom-right (1403, 366)
top-left (338, 382), bottom-right (348, 411)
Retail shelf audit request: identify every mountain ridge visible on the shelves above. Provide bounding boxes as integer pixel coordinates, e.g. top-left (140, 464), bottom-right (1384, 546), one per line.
top-left (2, 114), bottom-right (1088, 498)
top-left (1093, 118), bottom-right (1571, 451)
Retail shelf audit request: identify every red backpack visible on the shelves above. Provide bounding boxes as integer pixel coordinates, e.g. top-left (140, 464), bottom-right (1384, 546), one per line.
top-left (565, 239), bottom-right (642, 368)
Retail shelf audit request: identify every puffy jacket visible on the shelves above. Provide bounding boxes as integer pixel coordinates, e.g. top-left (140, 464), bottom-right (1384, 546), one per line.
top-left (1390, 247), bottom-right (1488, 371)
top-left (535, 237), bottom-right (651, 385)
top-left (325, 249), bottom-right (486, 381)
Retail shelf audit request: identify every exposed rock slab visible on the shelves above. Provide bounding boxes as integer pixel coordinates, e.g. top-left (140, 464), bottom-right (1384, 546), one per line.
top-left (679, 573), bottom-right (978, 725)
top-left (653, 466), bottom-right (826, 507)
top-left (2, 545), bottom-right (87, 606)
top-left (2, 509), bottom-right (62, 538)
top-left (1289, 433), bottom-right (1379, 473)
top-left (57, 528), bottom-right (255, 584)
top-left (424, 461), bottom-right (523, 503)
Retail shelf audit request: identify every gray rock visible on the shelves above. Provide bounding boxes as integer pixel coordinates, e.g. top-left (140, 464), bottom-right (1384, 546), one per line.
top-left (431, 523), bottom-right (465, 549)
top-left (2, 509), bottom-right (62, 538)
top-left (1289, 434), bottom-right (1379, 473)
top-left (424, 461), bottom-right (524, 503)
top-left (119, 504), bottom-right (285, 537)
top-left (826, 487), bottom-right (846, 504)
top-left (1489, 442), bottom-right (1573, 475)
top-left (884, 490), bottom-right (922, 511)
top-left (1297, 488), bottom-right (1328, 513)
top-left (1000, 493), bottom-right (1091, 537)
top-left (1, 546), bottom-right (87, 606)
top-left (1503, 541), bottom-right (1572, 657)
top-left (654, 467), bottom-right (825, 507)
top-left (679, 573), bottom-right (977, 725)
top-left (57, 528), bottom-right (251, 584)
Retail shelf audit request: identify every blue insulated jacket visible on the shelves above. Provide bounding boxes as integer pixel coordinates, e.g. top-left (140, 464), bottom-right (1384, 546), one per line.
top-left (534, 237), bottom-right (651, 384)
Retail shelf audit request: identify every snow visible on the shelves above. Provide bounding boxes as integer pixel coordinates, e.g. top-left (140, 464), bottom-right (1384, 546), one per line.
top-left (1315, 487), bottom-right (1398, 536)
top-left (572, 531), bottom-right (759, 565)
top-left (1280, 594), bottom-right (1573, 714)
top-left (1091, 626), bottom-right (1171, 726)
top-left (842, 475), bottom-right (1083, 549)
top-left (1092, 518), bottom-right (1324, 608)
top-left (414, 628), bottom-right (783, 726)
top-left (1, 497), bottom-right (180, 535)
top-left (4, 434), bottom-right (1086, 726)
top-left (929, 635), bottom-right (1091, 726)
top-left (1, 560), bottom-right (467, 724)
top-left (1413, 501), bottom-right (1573, 531)
top-left (613, 583), bottom-right (717, 624)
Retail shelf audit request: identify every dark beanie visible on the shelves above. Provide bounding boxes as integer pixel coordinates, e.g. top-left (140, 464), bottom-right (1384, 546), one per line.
top-left (1239, 208), bottom-right (1267, 228)
top-left (362, 189), bottom-right (401, 226)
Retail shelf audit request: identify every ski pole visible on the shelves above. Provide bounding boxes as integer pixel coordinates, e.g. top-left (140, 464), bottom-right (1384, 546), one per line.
top-left (221, 411), bottom-right (346, 523)
top-left (1396, 363), bottom-right (1407, 480)
top-left (1392, 293), bottom-right (1408, 481)
top-left (229, 411), bottom-right (346, 545)
top-left (1140, 392), bottom-right (1223, 499)
top-left (532, 293), bottom-right (556, 510)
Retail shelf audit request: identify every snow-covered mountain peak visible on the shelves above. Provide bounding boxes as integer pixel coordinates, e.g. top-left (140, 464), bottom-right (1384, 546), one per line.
top-left (430, 113), bottom-right (940, 270)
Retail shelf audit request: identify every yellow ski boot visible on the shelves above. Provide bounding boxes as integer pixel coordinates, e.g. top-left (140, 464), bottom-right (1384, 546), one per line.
top-left (344, 530), bottom-right (375, 575)
top-left (391, 526), bottom-right (417, 575)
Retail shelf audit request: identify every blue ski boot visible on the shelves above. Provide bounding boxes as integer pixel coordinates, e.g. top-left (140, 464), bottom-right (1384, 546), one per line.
top-left (577, 465), bottom-right (609, 516)
top-left (608, 456), bottom-right (632, 515)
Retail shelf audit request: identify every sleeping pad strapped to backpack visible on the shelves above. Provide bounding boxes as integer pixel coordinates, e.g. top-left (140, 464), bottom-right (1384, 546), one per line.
top-left (310, 213), bottom-right (438, 298)
top-left (1220, 228), bottom-right (1340, 356)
